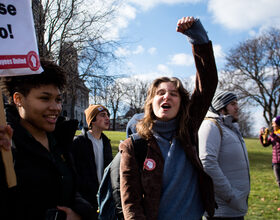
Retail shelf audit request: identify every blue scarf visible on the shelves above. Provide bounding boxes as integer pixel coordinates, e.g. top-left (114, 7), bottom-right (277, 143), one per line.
top-left (152, 119), bottom-right (204, 220)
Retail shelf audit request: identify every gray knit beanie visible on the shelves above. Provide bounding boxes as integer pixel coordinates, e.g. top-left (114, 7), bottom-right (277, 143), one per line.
top-left (211, 91), bottom-right (237, 112)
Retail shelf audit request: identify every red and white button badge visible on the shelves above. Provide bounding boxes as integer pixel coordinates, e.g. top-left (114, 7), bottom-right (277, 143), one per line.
top-left (144, 158), bottom-right (156, 171)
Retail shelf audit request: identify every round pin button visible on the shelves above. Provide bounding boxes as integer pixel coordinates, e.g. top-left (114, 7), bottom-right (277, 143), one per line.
top-left (144, 158), bottom-right (156, 171)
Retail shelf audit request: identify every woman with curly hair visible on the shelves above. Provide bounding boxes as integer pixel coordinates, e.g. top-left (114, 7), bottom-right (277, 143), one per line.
top-left (0, 60), bottom-right (93, 220)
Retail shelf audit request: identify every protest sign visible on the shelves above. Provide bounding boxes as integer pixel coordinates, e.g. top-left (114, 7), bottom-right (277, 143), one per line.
top-left (0, 0), bottom-right (43, 76)
top-left (0, 0), bottom-right (44, 187)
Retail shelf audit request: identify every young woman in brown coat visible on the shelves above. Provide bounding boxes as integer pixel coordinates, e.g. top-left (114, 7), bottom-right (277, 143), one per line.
top-left (119, 16), bottom-right (218, 220)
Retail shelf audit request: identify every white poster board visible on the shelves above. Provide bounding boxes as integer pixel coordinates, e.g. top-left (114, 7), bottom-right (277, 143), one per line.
top-left (0, 0), bottom-right (43, 76)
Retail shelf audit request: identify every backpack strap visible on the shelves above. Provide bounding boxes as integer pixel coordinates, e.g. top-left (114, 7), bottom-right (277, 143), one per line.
top-left (204, 117), bottom-right (223, 138)
top-left (130, 133), bottom-right (148, 169)
top-left (109, 152), bottom-right (122, 219)
top-left (110, 134), bottom-right (148, 219)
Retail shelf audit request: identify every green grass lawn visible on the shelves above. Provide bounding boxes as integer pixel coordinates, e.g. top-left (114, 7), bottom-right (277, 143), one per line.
top-left (78, 130), bottom-right (280, 219)
top-left (245, 138), bottom-right (280, 219)
top-left (75, 130), bottom-right (126, 156)
top-left (103, 131), bottom-right (126, 156)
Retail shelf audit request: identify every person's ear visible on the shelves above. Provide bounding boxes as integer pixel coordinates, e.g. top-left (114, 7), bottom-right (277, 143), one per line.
top-left (13, 92), bottom-right (23, 107)
top-left (219, 108), bottom-right (226, 115)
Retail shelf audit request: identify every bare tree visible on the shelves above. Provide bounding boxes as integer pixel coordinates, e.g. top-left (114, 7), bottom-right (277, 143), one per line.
top-left (182, 76), bottom-right (195, 92)
top-left (220, 28), bottom-right (280, 126)
top-left (124, 79), bottom-right (149, 117)
top-left (238, 106), bottom-right (253, 137)
top-left (32, 0), bottom-right (121, 118)
top-left (33, 0), bottom-right (119, 62)
top-left (107, 80), bottom-right (127, 130)
top-left (90, 76), bottom-right (115, 106)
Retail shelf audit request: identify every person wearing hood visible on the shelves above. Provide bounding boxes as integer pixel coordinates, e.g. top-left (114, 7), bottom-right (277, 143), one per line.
top-left (198, 91), bottom-right (250, 220)
top-left (70, 104), bottom-right (113, 219)
top-left (126, 113), bottom-right (144, 138)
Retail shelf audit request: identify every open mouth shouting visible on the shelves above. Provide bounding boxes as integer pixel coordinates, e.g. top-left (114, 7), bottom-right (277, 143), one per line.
top-left (161, 103), bottom-right (171, 110)
top-left (152, 82), bottom-right (181, 121)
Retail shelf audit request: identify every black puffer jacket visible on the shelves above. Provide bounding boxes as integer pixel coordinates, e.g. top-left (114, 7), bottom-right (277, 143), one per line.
top-left (70, 128), bottom-right (113, 219)
top-left (0, 104), bottom-right (94, 220)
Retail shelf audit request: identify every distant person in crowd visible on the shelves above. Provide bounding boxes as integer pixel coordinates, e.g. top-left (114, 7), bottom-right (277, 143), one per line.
top-left (260, 116), bottom-right (280, 190)
top-left (0, 59), bottom-right (93, 220)
top-left (126, 113), bottom-right (144, 137)
top-left (198, 91), bottom-right (250, 220)
top-left (70, 104), bottom-right (113, 219)
top-left (119, 16), bottom-right (218, 219)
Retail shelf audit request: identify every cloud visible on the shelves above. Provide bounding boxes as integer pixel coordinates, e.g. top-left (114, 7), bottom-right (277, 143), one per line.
top-left (115, 45), bottom-right (144, 57)
top-left (103, 2), bottom-right (137, 40)
top-left (208, 0), bottom-right (280, 30)
top-left (120, 3), bottom-right (137, 20)
top-left (182, 74), bottom-right (196, 91)
top-left (128, 0), bottom-right (201, 11)
top-left (104, 0), bottom-right (204, 40)
top-left (148, 47), bottom-right (157, 55)
top-left (123, 64), bottom-right (174, 81)
top-left (133, 45), bottom-right (145, 54)
top-left (213, 44), bottom-right (224, 59)
top-left (114, 4), bottom-right (137, 29)
top-left (115, 47), bottom-right (131, 57)
top-left (168, 53), bottom-right (194, 66)
top-left (157, 64), bottom-right (173, 74)
top-left (126, 62), bottom-right (135, 69)
top-left (132, 71), bottom-right (173, 81)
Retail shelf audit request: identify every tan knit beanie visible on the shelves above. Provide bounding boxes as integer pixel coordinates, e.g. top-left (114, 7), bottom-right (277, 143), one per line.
top-left (84, 104), bottom-right (108, 127)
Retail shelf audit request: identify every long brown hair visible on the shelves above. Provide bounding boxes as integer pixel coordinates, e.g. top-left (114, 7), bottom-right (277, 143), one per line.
top-left (136, 77), bottom-right (190, 143)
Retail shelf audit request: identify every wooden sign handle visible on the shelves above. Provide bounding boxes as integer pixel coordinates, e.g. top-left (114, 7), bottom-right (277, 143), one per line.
top-left (0, 90), bottom-right (17, 188)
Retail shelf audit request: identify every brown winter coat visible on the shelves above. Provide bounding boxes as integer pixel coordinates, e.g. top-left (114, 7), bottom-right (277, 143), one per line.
top-left (120, 42), bottom-right (218, 220)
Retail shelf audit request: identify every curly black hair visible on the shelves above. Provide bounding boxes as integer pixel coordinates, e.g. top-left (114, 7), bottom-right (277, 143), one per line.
top-left (1, 59), bottom-right (66, 104)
